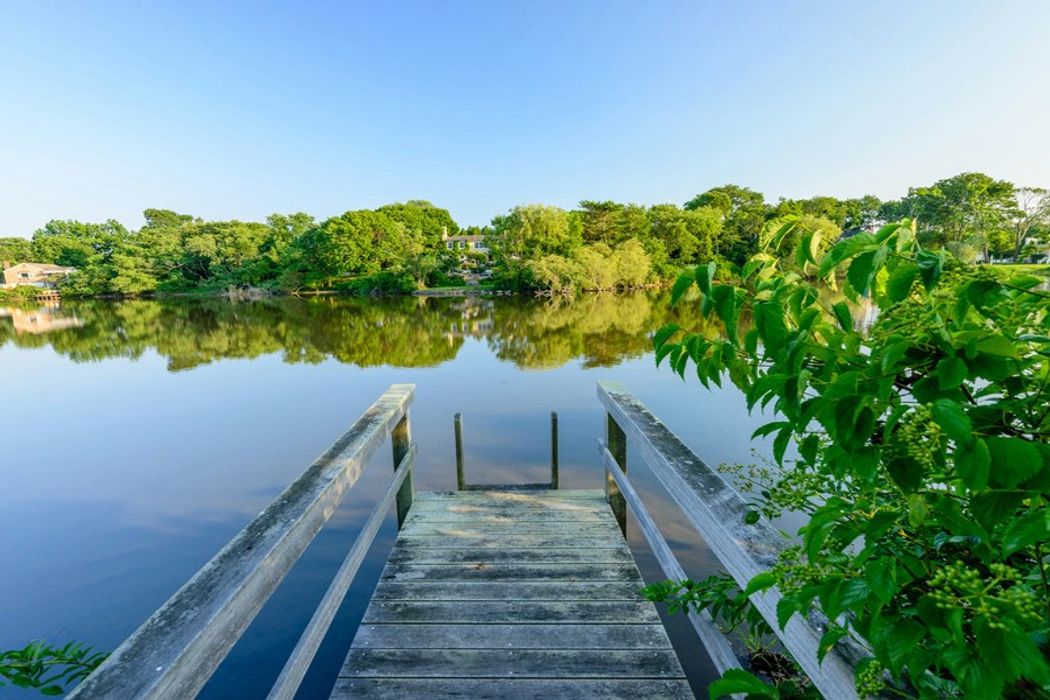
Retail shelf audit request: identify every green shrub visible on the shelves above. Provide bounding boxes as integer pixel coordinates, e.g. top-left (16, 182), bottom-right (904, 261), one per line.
top-left (657, 217), bottom-right (1050, 699)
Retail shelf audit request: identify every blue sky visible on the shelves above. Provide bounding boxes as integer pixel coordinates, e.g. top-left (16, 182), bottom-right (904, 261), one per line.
top-left (2, 1), bottom-right (1048, 234)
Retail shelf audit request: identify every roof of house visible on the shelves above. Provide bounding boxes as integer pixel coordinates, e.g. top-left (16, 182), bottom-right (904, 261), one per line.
top-left (5, 262), bottom-right (77, 273)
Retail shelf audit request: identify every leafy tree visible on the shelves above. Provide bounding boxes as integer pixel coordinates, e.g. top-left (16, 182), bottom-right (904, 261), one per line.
top-left (685, 184), bottom-right (768, 261)
top-left (647, 204), bottom-right (723, 267)
top-left (889, 173), bottom-right (1017, 258)
top-left (377, 200), bottom-right (459, 244)
top-left (31, 219), bottom-right (129, 268)
top-left (0, 237), bottom-right (33, 264)
top-left (1007, 188), bottom-right (1050, 261)
top-left (657, 217), bottom-right (1050, 698)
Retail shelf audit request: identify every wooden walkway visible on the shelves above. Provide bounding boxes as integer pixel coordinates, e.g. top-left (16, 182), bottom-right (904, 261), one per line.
top-left (330, 488), bottom-right (692, 699)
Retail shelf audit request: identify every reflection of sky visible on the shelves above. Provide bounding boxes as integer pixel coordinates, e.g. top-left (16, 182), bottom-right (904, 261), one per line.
top-left (0, 322), bottom-right (777, 698)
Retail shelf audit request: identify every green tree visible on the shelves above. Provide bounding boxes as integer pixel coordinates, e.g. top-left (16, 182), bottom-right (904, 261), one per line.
top-left (685, 184), bottom-right (768, 261)
top-left (890, 172), bottom-right (1017, 257)
top-left (31, 219), bottom-right (129, 268)
top-left (0, 237), bottom-right (33, 264)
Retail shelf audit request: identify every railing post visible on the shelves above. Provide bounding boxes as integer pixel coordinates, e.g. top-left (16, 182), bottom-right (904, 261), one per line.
top-left (605, 412), bottom-right (627, 535)
top-left (454, 413), bottom-right (465, 490)
top-left (550, 411), bottom-right (559, 489)
top-left (392, 411), bottom-right (413, 529)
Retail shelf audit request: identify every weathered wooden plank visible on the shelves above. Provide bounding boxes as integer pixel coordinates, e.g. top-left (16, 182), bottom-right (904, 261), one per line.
top-left (398, 522), bottom-right (617, 536)
top-left (362, 600), bottom-right (661, 624)
top-left (461, 482), bottom-right (556, 491)
top-left (417, 490), bottom-right (605, 501)
top-left (403, 511), bottom-right (616, 524)
top-left (394, 534), bottom-right (625, 549)
top-left (352, 623), bottom-right (673, 649)
top-left (341, 648), bottom-right (684, 678)
top-left (387, 546), bottom-right (633, 565)
top-left (381, 562), bottom-right (642, 582)
top-left (601, 442), bottom-right (741, 675)
top-left (401, 512), bottom-right (613, 522)
top-left (408, 500), bottom-right (609, 513)
top-left (330, 678), bottom-right (695, 699)
top-left (371, 581), bottom-right (646, 601)
top-left (598, 380), bottom-right (863, 700)
top-left (69, 384), bottom-right (416, 700)
top-left (268, 445), bottom-right (416, 700)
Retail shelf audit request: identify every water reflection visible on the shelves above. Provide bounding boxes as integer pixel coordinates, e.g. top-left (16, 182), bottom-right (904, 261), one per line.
top-left (0, 304), bottom-right (83, 335)
top-left (0, 292), bottom-right (713, 371)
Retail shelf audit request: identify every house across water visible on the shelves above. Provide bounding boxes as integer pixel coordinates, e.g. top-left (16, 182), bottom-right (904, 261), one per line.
top-left (2, 261), bottom-right (77, 289)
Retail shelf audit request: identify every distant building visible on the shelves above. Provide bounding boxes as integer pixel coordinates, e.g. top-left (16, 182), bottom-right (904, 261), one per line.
top-left (2, 262), bottom-right (77, 289)
top-left (441, 231), bottom-right (490, 254)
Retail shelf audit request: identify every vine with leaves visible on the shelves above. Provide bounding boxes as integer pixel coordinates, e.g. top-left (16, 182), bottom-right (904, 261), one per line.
top-left (0, 641), bottom-right (107, 696)
top-left (653, 218), bottom-right (1050, 699)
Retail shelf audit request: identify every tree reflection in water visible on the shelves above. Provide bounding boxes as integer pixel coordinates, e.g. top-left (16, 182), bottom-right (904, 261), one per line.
top-left (0, 292), bottom-right (728, 372)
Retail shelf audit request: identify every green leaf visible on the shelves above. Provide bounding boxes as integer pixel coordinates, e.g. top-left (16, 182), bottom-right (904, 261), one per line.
top-left (935, 356), bottom-right (968, 390)
top-left (886, 262), bottom-right (919, 302)
top-left (974, 617), bottom-right (1049, 684)
top-left (670, 271), bottom-right (694, 306)
top-left (696, 261), bottom-right (716, 295)
top-left (975, 335), bottom-right (1018, 358)
top-left (818, 626), bottom-right (848, 663)
top-left (916, 249), bottom-right (944, 290)
top-left (846, 250), bottom-right (877, 296)
top-left (986, 436), bottom-right (1041, 488)
top-left (653, 323), bottom-right (680, 351)
top-left (955, 437), bottom-right (990, 490)
top-left (865, 558), bottom-right (897, 605)
top-left (743, 571), bottom-right (776, 596)
top-left (776, 597), bottom-right (797, 630)
top-left (773, 426), bottom-right (792, 465)
top-left (930, 399), bottom-right (972, 445)
top-left (886, 453), bottom-right (923, 493)
top-left (1001, 507), bottom-right (1050, 557)
top-left (754, 301), bottom-right (788, 352)
top-left (971, 490), bottom-right (1024, 532)
top-left (751, 420), bottom-right (790, 439)
top-left (708, 669), bottom-right (779, 700)
top-left (832, 301), bottom-right (853, 331)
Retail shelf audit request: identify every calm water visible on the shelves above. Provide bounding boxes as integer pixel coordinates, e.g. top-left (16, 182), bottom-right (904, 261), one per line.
top-left (0, 293), bottom-right (776, 698)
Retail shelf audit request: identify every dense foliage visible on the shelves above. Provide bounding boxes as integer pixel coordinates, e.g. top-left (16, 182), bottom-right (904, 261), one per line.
top-left (654, 218), bottom-right (1050, 698)
top-left (1, 172), bottom-right (1043, 297)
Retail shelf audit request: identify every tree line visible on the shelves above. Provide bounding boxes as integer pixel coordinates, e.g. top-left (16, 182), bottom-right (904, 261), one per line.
top-left (0, 172), bottom-right (1045, 297)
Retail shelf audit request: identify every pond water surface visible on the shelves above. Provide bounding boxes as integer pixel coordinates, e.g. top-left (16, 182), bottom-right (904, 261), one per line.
top-left (0, 293), bottom-right (777, 698)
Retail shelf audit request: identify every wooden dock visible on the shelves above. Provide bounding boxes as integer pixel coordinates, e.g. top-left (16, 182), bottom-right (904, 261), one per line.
top-left (70, 383), bottom-right (866, 700)
top-left (331, 488), bottom-right (690, 699)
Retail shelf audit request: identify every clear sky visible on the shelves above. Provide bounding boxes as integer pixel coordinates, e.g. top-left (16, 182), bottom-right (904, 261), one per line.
top-left (2, 1), bottom-right (1048, 234)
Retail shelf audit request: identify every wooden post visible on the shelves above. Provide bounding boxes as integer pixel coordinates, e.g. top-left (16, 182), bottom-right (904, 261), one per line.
top-left (392, 411), bottom-right (413, 529)
top-left (454, 412), bottom-right (465, 490)
top-left (605, 412), bottom-right (627, 535)
top-left (550, 411), bottom-right (559, 489)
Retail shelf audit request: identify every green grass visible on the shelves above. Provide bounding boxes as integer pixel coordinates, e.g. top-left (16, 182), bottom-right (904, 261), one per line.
top-left (991, 263), bottom-right (1050, 277)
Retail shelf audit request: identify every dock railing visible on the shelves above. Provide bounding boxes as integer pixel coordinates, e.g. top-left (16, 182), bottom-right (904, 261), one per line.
top-left (69, 384), bottom-right (417, 700)
top-left (597, 380), bottom-right (867, 700)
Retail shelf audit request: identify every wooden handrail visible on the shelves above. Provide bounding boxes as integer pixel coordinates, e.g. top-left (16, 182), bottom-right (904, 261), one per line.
top-left (267, 443), bottom-right (416, 700)
top-left (597, 380), bottom-right (864, 700)
top-left (69, 384), bottom-right (415, 700)
top-left (599, 440), bottom-right (741, 675)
